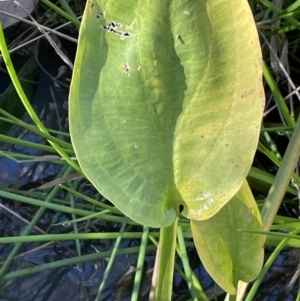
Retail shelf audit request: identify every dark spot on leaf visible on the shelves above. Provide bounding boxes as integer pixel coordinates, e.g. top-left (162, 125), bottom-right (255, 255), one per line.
top-left (177, 35), bottom-right (185, 44)
top-left (241, 89), bottom-right (254, 99)
top-left (102, 21), bottom-right (133, 39)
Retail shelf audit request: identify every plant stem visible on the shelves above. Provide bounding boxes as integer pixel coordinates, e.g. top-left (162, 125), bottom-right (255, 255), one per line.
top-left (234, 82), bottom-right (300, 301)
top-left (228, 294), bottom-right (237, 301)
top-left (0, 165), bottom-right (72, 278)
top-left (245, 227), bottom-right (300, 301)
top-left (177, 226), bottom-right (198, 300)
top-left (262, 62), bottom-right (295, 128)
top-left (95, 218), bottom-right (128, 300)
top-left (261, 108), bottom-right (300, 230)
top-left (0, 23), bottom-right (83, 175)
top-left (40, 0), bottom-right (80, 28)
top-left (154, 217), bottom-right (178, 301)
top-left (131, 226), bottom-right (150, 301)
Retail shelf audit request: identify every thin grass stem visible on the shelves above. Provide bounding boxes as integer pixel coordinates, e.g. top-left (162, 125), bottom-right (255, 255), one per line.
top-left (131, 226), bottom-right (150, 301)
top-left (177, 226), bottom-right (198, 301)
top-left (0, 165), bottom-right (72, 278)
top-left (0, 108), bottom-right (73, 149)
top-left (94, 217), bottom-right (128, 300)
top-left (1, 245), bottom-right (157, 281)
top-left (0, 23), bottom-right (82, 174)
top-left (245, 227), bottom-right (300, 301)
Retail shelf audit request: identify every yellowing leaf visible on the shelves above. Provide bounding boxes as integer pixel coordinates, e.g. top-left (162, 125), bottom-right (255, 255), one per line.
top-left (191, 181), bottom-right (264, 294)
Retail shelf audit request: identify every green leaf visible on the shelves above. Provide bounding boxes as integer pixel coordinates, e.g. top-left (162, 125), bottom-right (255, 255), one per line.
top-left (190, 181), bottom-right (264, 295)
top-left (69, 0), bottom-right (264, 227)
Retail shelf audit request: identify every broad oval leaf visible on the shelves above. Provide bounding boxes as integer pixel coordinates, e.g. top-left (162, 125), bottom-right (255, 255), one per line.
top-left (69, 0), bottom-right (264, 227)
top-left (190, 181), bottom-right (264, 294)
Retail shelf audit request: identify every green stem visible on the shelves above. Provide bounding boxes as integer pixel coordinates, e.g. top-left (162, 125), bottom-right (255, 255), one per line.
top-left (228, 294), bottom-right (237, 301)
top-left (155, 217), bottom-right (178, 301)
top-left (0, 108), bottom-right (73, 150)
top-left (0, 165), bottom-right (72, 278)
top-left (245, 227), bottom-right (300, 301)
top-left (235, 81), bottom-right (300, 301)
top-left (95, 218), bottom-right (128, 300)
top-left (0, 23), bottom-right (82, 175)
top-left (262, 61), bottom-right (295, 128)
top-left (131, 226), bottom-right (150, 301)
top-left (0, 133), bottom-right (73, 155)
top-left (40, 0), bottom-right (80, 28)
top-left (261, 109), bottom-right (300, 230)
top-left (2, 245), bottom-right (157, 281)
